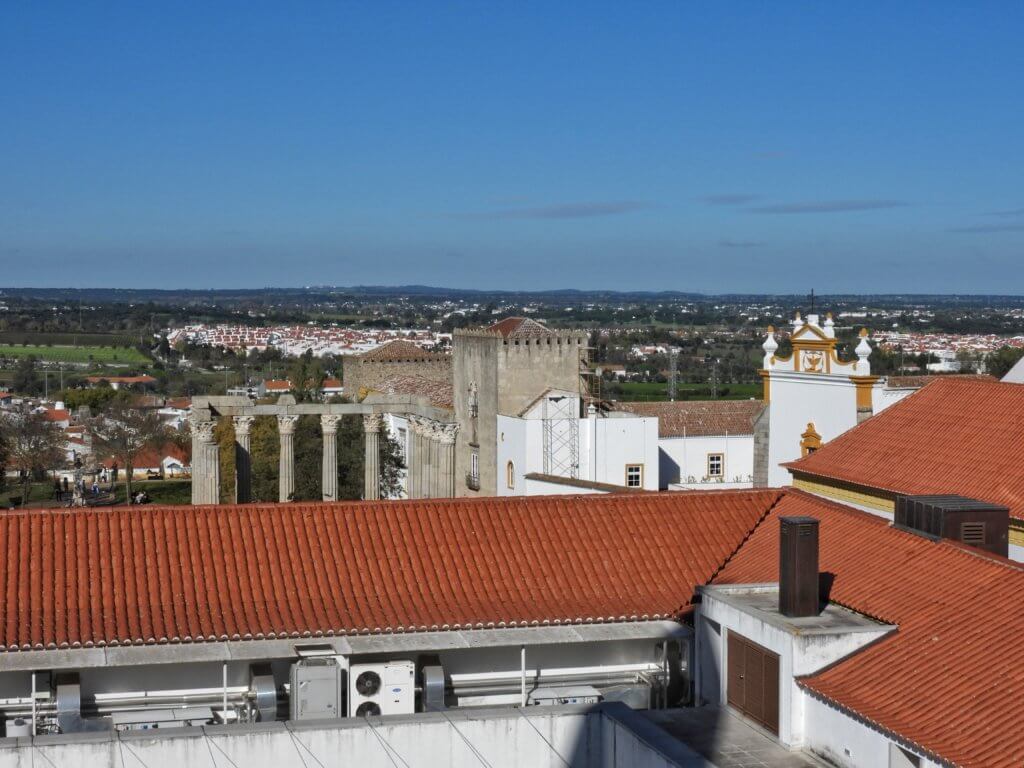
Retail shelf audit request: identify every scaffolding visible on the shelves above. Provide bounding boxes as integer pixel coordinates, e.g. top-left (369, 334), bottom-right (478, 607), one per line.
top-left (542, 394), bottom-right (580, 479)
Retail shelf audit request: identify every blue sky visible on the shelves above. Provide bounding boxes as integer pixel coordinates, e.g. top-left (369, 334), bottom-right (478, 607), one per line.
top-left (2, 2), bottom-right (1023, 292)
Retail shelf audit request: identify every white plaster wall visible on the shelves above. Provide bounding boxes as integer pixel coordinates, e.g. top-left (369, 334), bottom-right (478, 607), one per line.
top-left (496, 415), bottom-right (530, 496)
top-left (875, 386), bottom-right (916, 413)
top-left (498, 414), bottom-right (658, 494)
top-left (0, 706), bottom-right (701, 768)
top-left (584, 417), bottom-right (659, 490)
top-left (766, 374), bottom-right (861, 487)
top-left (658, 435), bottom-right (754, 490)
top-left (804, 695), bottom-right (941, 768)
top-left (696, 591), bottom-right (890, 749)
top-left (524, 478), bottom-right (606, 495)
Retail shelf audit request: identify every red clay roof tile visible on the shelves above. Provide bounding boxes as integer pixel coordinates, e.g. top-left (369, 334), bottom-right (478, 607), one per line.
top-left (714, 489), bottom-right (1024, 768)
top-left (0, 490), bottom-right (780, 651)
top-left (786, 378), bottom-right (1024, 521)
top-left (614, 399), bottom-right (765, 438)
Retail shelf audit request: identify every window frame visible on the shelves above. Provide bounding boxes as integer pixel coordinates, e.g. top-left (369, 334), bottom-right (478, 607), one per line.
top-left (625, 463), bottom-right (644, 488)
top-left (506, 460), bottom-right (515, 489)
top-left (707, 453), bottom-right (725, 478)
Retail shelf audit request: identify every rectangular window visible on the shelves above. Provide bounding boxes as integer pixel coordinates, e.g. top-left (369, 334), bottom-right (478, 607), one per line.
top-left (708, 453), bottom-right (724, 478)
top-left (625, 464), bottom-right (643, 488)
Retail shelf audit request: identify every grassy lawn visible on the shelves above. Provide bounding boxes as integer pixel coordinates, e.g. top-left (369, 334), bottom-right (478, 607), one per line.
top-left (613, 381), bottom-right (762, 402)
top-left (109, 478), bottom-right (192, 505)
top-left (3, 478), bottom-right (192, 508)
top-left (0, 344), bottom-right (150, 365)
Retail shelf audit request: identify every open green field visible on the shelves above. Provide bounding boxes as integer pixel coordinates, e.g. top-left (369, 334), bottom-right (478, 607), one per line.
top-left (0, 331), bottom-right (143, 347)
top-left (613, 381), bottom-right (761, 402)
top-left (0, 344), bottom-right (150, 365)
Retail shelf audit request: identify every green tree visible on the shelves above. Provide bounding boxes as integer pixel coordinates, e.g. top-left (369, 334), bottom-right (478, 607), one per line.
top-left (3, 410), bottom-right (64, 505)
top-left (12, 355), bottom-right (41, 395)
top-left (985, 346), bottom-right (1024, 379)
top-left (90, 404), bottom-right (168, 504)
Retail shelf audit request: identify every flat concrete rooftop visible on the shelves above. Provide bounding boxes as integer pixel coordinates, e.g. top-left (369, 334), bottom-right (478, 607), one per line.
top-left (644, 707), bottom-right (825, 768)
top-left (699, 584), bottom-right (894, 637)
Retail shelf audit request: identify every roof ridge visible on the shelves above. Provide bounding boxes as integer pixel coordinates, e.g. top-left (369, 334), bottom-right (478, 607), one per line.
top-left (679, 488), bottom-right (789, 614)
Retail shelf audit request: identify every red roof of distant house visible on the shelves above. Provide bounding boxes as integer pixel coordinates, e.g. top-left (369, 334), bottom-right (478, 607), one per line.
top-left (614, 399), bottom-right (765, 438)
top-left (786, 377), bottom-right (1024, 520)
top-left (263, 379), bottom-right (291, 391)
top-left (0, 490), bottom-right (779, 650)
top-left (85, 375), bottom-right (157, 385)
top-left (714, 489), bottom-right (1024, 768)
top-left (358, 339), bottom-right (448, 362)
top-left (486, 317), bottom-right (557, 339)
top-left (43, 409), bottom-right (70, 422)
top-left (322, 378), bottom-right (342, 389)
top-left (164, 397), bottom-right (191, 411)
top-left (100, 443), bottom-right (189, 470)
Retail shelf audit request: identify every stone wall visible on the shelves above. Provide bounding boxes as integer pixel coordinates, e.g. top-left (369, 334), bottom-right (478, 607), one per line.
top-left (344, 356), bottom-right (451, 401)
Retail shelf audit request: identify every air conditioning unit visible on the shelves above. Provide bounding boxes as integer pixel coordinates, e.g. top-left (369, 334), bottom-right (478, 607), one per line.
top-left (290, 658), bottom-right (344, 721)
top-left (348, 661), bottom-right (416, 717)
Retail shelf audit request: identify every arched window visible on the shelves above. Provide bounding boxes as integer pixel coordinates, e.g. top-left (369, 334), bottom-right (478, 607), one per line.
top-left (506, 461), bottom-right (515, 489)
top-left (800, 422), bottom-right (823, 456)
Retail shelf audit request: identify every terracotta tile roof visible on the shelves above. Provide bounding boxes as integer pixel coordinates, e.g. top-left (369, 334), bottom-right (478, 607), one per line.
top-left (321, 378), bottom-right (342, 389)
top-left (885, 373), bottom-right (995, 389)
top-left (358, 340), bottom-right (448, 362)
top-left (0, 490), bottom-right (780, 651)
top-left (43, 409), bottom-right (71, 422)
top-left (263, 379), bottom-right (291, 391)
top-left (786, 377), bottom-right (1024, 520)
top-left (369, 374), bottom-right (455, 410)
top-left (100, 443), bottom-right (189, 470)
top-left (613, 399), bottom-right (765, 438)
top-left (163, 397), bottom-right (191, 411)
top-left (486, 317), bottom-right (556, 339)
top-left (714, 489), bottom-right (1024, 768)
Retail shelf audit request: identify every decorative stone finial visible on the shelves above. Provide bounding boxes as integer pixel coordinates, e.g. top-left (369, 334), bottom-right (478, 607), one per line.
top-left (762, 327), bottom-right (779, 369)
top-left (823, 313), bottom-right (835, 339)
top-left (855, 330), bottom-right (872, 374)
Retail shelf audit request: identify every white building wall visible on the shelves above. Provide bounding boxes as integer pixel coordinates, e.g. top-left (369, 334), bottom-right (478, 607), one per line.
top-left (766, 374), bottom-right (863, 487)
top-left (659, 434), bottom-right (754, 490)
top-left (0, 703), bottom-right (702, 768)
top-left (696, 588), bottom-right (891, 750)
top-left (497, 413), bottom-right (658, 495)
top-left (804, 696), bottom-right (941, 768)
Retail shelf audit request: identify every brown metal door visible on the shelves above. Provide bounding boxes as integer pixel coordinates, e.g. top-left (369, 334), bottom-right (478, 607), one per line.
top-left (726, 631), bottom-right (779, 735)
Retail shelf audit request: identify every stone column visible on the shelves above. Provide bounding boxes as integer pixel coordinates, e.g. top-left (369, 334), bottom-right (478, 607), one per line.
top-left (363, 413), bottom-right (382, 501)
top-left (191, 418), bottom-right (218, 505)
top-left (233, 415), bottom-right (254, 503)
top-left (277, 415), bottom-right (299, 502)
top-left (437, 423), bottom-right (458, 498)
top-left (405, 419), bottom-right (419, 499)
top-left (321, 414), bottom-right (342, 502)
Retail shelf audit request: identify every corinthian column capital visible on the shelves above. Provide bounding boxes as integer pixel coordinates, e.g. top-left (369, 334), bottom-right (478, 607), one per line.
top-left (362, 413), bottom-right (383, 434)
top-left (320, 414), bottom-right (343, 433)
top-left (233, 415), bottom-right (255, 437)
top-left (277, 414), bottom-right (300, 435)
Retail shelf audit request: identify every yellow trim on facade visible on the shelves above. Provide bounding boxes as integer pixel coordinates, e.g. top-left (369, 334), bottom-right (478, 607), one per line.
top-left (759, 370), bottom-right (770, 403)
top-left (1010, 521), bottom-right (1024, 548)
top-left (792, 476), bottom-right (896, 514)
